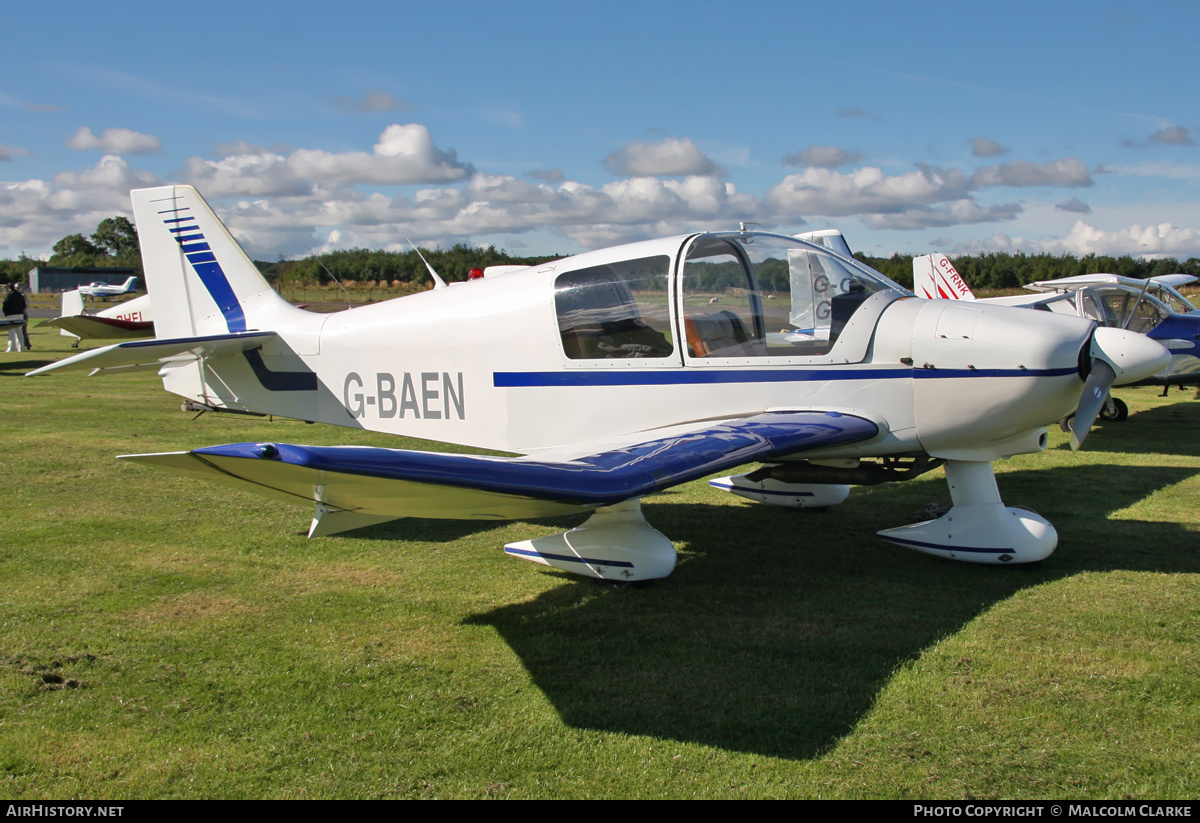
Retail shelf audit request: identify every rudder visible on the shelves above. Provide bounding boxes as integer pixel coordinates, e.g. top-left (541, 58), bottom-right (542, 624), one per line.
top-left (132, 185), bottom-right (292, 339)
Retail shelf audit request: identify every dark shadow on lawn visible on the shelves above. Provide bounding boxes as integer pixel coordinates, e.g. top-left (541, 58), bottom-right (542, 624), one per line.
top-left (1077, 395), bottom-right (1200, 457)
top-left (466, 463), bottom-right (1199, 761)
top-left (0, 358), bottom-right (54, 374)
top-left (332, 513), bottom-right (589, 544)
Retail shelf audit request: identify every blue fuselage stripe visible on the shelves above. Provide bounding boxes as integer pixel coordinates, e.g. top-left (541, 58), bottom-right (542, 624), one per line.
top-left (493, 367), bottom-right (1077, 387)
top-left (879, 534), bottom-right (1011, 554)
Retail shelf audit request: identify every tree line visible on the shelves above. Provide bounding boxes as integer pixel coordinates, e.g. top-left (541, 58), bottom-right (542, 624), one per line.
top-left (856, 251), bottom-right (1200, 291)
top-left (3, 216), bottom-right (1199, 292)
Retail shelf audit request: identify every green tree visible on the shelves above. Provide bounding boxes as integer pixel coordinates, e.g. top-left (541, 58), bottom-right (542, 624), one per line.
top-left (49, 234), bottom-right (103, 267)
top-left (91, 216), bottom-right (139, 262)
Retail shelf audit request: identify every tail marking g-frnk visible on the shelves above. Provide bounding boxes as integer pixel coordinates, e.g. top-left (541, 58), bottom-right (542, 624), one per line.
top-left (913, 253), bottom-right (975, 301)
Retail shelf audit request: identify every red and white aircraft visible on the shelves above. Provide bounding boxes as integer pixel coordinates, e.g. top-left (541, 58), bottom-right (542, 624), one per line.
top-left (41, 289), bottom-right (154, 345)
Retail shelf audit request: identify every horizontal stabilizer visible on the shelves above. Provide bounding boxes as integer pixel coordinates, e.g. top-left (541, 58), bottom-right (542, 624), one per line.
top-left (39, 315), bottom-right (154, 340)
top-left (26, 331), bottom-right (276, 376)
top-left (121, 411), bottom-right (878, 525)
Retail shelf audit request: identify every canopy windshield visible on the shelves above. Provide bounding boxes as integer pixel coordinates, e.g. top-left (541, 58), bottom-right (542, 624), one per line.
top-left (680, 232), bottom-right (907, 358)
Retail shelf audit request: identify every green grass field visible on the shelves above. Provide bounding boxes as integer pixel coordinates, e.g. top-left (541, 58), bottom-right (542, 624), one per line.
top-left (1, 324), bottom-right (1197, 799)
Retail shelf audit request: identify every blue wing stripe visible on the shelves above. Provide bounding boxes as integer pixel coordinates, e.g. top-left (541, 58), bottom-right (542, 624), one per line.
top-left (192, 411), bottom-right (878, 507)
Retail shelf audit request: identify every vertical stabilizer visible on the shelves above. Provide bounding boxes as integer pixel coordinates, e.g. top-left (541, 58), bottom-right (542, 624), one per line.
top-left (58, 289), bottom-right (85, 340)
top-left (795, 229), bottom-right (854, 258)
top-left (60, 289), bottom-right (85, 318)
top-left (131, 185), bottom-right (294, 339)
top-left (913, 253), bottom-right (975, 301)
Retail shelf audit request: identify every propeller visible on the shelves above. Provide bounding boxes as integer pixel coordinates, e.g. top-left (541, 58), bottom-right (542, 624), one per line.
top-left (1069, 359), bottom-right (1116, 451)
top-left (1070, 327), bottom-right (1172, 451)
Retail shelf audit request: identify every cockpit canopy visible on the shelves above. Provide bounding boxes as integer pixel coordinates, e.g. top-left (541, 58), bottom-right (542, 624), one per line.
top-left (553, 231), bottom-right (908, 362)
top-left (1043, 285), bottom-right (1179, 335)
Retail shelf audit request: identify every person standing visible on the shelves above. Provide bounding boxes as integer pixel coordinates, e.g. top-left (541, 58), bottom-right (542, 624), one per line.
top-left (4, 283), bottom-right (28, 352)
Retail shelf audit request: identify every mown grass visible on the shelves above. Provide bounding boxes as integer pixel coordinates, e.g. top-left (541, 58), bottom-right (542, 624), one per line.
top-left (1, 325), bottom-right (1197, 798)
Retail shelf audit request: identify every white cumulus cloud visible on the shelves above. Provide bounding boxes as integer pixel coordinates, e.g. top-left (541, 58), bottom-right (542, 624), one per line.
top-left (287, 124), bottom-right (471, 185)
top-left (67, 126), bottom-right (162, 155)
top-left (53, 155), bottom-right (160, 191)
top-left (951, 222), bottom-right (1200, 259)
top-left (185, 152), bottom-right (314, 198)
top-left (1149, 126), bottom-right (1195, 146)
top-left (969, 157), bottom-right (1092, 188)
top-left (0, 143), bottom-right (31, 162)
top-left (764, 165), bottom-right (971, 217)
top-left (603, 137), bottom-right (720, 177)
top-left (860, 200), bottom-right (1022, 230)
top-left (968, 137), bottom-right (1009, 158)
top-left (782, 145), bottom-right (863, 168)
top-left (1055, 197), bottom-right (1092, 214)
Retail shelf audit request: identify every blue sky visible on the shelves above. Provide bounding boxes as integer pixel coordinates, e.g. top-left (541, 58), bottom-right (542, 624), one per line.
top-left (2, 0), bottom-right (1198, 261)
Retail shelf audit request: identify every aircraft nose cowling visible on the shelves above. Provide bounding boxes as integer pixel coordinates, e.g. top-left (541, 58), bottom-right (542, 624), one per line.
top-left (1089, 326), bottom-right (1172, 386)
top-left (911, 301), bottom-right (1096, 460)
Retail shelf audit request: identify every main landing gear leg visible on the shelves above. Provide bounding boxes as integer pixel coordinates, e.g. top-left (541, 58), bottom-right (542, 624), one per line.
top-left (504, 498), bottom-right (677, 581)
top-left (876, 460), bottom-right (1057, 564)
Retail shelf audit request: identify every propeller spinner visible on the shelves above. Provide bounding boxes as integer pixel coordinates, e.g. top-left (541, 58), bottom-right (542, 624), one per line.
top-left (1070, 327), bottom-right (1171, 450)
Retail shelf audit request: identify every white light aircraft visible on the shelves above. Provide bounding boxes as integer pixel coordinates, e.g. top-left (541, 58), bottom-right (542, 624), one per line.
top-left (914, 255), bottom-right (1200, 401)
top-left (40, 289), bottom-right (154, 345)
top-left (30, 186), bottom-right (1171, 580)
top-left (79, 276), bottom-right (139, 299)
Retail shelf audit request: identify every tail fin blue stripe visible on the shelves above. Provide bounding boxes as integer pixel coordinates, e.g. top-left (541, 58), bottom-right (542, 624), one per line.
top-left (160, 206), bottom-right (247, 333)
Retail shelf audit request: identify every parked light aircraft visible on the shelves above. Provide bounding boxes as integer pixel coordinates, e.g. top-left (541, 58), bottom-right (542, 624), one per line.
top-left (914, 255), bottom-right (1200, 401)
top-left (30, 186), bottom-right (1171, 579)
top-left (79, 276), bottom-right (139, 299)
top-left (40, 289), bottom-right (154, 345)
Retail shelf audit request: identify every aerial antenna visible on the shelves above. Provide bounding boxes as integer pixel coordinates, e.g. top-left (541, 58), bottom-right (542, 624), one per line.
top-left (316, 258), bottom-right (352, 310)
top-left (408, 239), bottom-right (448, 290)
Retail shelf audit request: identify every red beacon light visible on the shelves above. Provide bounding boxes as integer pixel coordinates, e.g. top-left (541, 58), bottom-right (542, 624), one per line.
top-left (467, 267), bottom-right (485, 281)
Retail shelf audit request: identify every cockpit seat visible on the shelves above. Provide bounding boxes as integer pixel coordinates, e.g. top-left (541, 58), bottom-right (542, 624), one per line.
top-left (686, 310), bottom-right (758, 357)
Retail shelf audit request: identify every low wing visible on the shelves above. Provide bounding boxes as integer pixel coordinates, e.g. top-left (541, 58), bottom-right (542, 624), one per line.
top-left (26, 331), bottom-right (276, 376)
top-left (121, 411), bottom-right (878, 535)
top-left (39, 314), bottom-right (154, 340)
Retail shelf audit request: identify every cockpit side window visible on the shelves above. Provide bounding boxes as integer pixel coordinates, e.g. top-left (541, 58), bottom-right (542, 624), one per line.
top-left (1080, 291), bottom-right (1118, 326)
top-left (555, 256), bottom-right (674, 360)
top-left (682, 234), bottom-right (890, 358)
top-left (682, 239), bottom-right (764, 357)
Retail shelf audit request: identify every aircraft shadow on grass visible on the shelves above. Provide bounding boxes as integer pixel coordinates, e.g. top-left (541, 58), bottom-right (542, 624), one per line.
top-left (1082, 399), bottom-right (1200, 457)
top-left (461, 462), bottom-right (1199, 760)
top-left (0, 358), bottom-right (54, 374)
